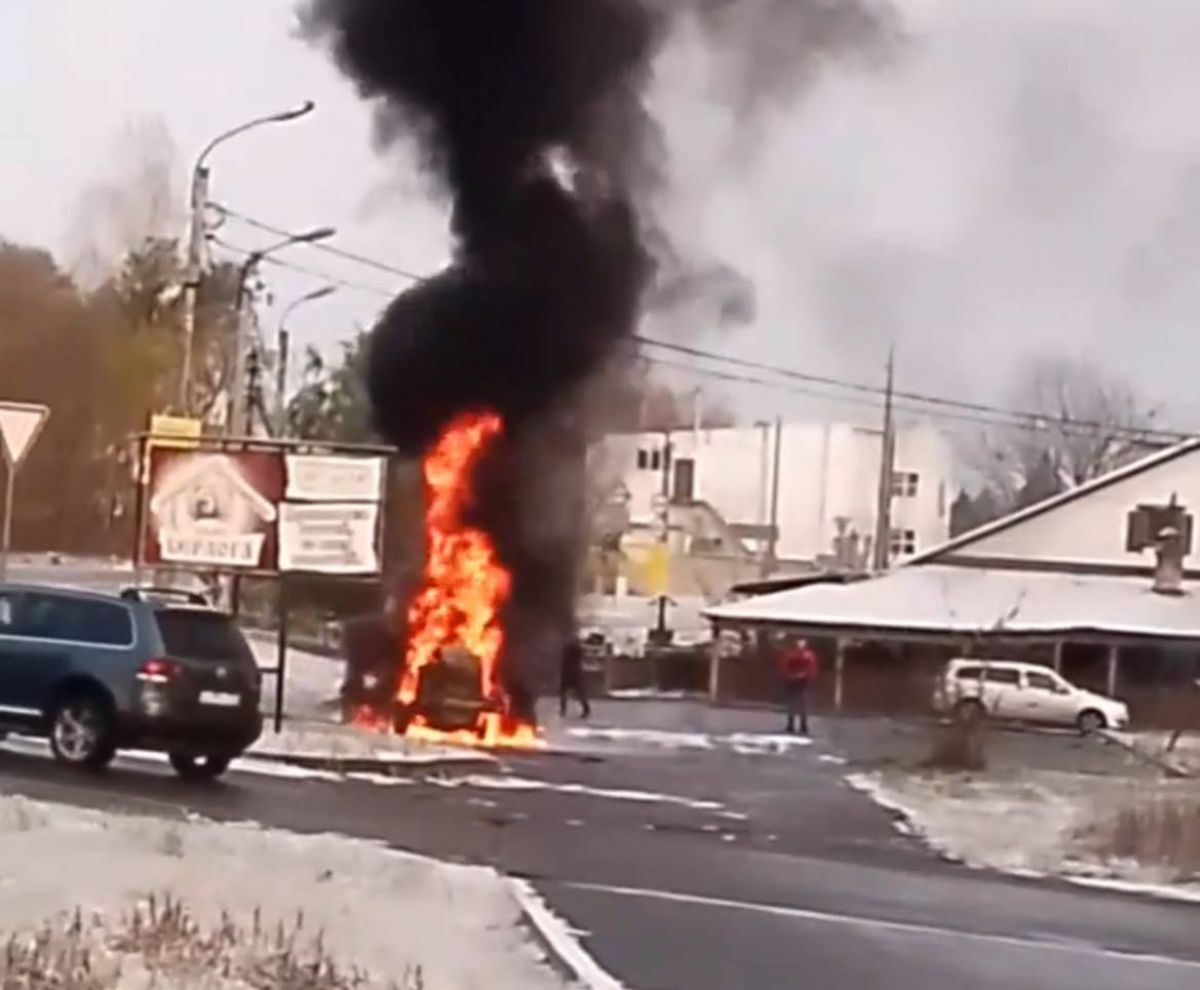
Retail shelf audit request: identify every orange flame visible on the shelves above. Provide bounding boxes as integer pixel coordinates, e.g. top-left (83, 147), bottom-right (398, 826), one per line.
top-left (400, 411), bottom-right (510, 704)
top-left (376, 410), bottom-right (542, 749)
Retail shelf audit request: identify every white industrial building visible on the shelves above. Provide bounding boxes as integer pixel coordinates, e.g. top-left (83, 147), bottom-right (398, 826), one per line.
top-left (591, 418), bottom-right (955, 575)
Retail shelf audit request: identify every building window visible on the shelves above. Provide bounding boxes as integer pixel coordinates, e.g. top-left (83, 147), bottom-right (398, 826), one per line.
top-left (650, 449), bottom-right (662, 471)
top-left (889, 528), bottom-right (916, 557)
top-left (891, 471), bottom-right (919, 497)
top-left (636, 449), bottom-right (649, 470)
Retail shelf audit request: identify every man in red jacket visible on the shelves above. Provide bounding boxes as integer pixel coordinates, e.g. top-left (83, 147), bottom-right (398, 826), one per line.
top-left (780, 636), bottom-right (819, 735)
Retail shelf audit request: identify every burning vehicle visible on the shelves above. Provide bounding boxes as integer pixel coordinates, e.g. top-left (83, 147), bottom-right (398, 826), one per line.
top-left (306, 0), bottom-right (659, 749)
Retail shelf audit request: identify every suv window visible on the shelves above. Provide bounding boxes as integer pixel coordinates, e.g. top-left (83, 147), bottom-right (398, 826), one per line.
top-left (155, 609), bottom-right (253, 664)
top-left (953, 665), bottom-right (983, 681)
top-left (2, 592), bottom-right (133, 646)
top-left (983, 668), bottom-right (1021, 685)
top-left (1026, 671), bottom-right (1059, 692)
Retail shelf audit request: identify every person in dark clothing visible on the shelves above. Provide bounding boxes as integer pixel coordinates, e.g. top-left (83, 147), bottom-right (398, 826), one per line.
top-left (559, 638), bottom-right (591, 718)
top-left (779, 636), bottom-right (818, 735)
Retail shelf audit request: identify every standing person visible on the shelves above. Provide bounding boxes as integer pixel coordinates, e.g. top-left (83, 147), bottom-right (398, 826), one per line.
top-left (780, 635), bottom-right (818, 735)
top-left (559, 635), bottom-right (591, 719)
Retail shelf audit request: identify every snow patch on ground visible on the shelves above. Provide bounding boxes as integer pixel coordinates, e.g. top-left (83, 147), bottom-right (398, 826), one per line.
top-left (0, 794), bottom-right (569, 989)
top-left (428, 773), bottom-right (726, 811)
top-left (565, 726), bottom-right (812, 755)
top-left (248, 633), bottom-right (343, 721)
top-left (727, 733), bottom-right (813, 755)
top-left (249, 722), bottom-right (496, 766)
top-left (567, 727), bottom-right (715, 750)
top-left (848, 769), bottom-right (1200, 901)
top-left (606, 689), bottom-right (694, 701)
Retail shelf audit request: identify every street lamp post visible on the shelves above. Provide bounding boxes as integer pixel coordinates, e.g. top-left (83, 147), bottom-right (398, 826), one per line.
top-left (226, 227), bottom-right (337, 437)
top-left (178, 101), bottom-right (316, 414)
top-left (275, 286), bottom-right (337, 436)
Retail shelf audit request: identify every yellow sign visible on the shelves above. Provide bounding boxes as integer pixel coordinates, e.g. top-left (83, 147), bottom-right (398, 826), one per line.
top-left (136, 414), bottom-right (203, 483)
top-left (149, 414), bottom-right (202, 449)
top-left (642, 543), bottom-right (670, 597)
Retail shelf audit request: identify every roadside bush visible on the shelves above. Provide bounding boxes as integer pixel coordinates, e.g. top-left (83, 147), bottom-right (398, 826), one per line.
top-left (1090, 798), bottom-right (1200, 879)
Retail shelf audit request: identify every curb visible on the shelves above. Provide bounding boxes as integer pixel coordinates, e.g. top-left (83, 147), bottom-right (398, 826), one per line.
top-left (509, 878), bottom-right (626, 990)
top-left (246, 749), bottom-right (497, 775)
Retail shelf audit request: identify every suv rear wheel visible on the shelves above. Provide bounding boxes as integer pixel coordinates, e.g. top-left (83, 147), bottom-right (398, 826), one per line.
top-left (49, 695), bottom-right (116, 771)
top-left (169, 752), bottom-right (232, 782)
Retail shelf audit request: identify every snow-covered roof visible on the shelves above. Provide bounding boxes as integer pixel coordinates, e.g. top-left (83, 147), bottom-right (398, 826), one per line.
top-left (909, 436), bottom-right (1200, 566)
top-left (705, 564), bottom-right (1200, 641)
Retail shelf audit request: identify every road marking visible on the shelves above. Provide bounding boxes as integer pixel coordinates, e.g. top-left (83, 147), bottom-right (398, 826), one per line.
top-left (565, 882), bottom-right (1200, 971)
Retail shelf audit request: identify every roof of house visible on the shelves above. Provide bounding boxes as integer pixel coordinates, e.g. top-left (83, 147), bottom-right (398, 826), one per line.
top-left (705, 564), bottom-right (1200, 642)
top-left (909, 437), bottom-right (1200, 566)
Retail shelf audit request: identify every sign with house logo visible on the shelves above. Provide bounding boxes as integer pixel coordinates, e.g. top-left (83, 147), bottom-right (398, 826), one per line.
top-left (145, 450), bottom-right (284, 570)
top-left (138, 447), bottom-right (387, 577)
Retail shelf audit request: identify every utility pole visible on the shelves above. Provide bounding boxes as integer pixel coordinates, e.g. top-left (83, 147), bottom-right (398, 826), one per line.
top-left (178, 166), bottom-right (210, 413)
top-left (275, 285), bottom-right (337, 436)
top-left (872, 346), bottom-right (897, 572)
top-left (761, 416), bottom-right (783, 578)
top-left (178, 101), bottom-right (316, 414)
top-left (225, 228), bottom-right (336, 436)
top-left (654, 428), bottom-right (673, 641)
top-left (275, 330), bottom-right (290, 435)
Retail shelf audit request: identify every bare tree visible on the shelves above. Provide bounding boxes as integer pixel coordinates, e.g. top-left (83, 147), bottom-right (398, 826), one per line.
top-left (1016, 356), bottom-right (1161, 486)
top-left (967, 356), bottom-right (1162, 520)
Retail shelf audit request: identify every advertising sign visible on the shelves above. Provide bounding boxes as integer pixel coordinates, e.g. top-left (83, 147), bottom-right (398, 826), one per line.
top-left (149, 413), bottom-right (203, 449)
top-left (284, 454), bottom-right (384, 502)
top-left (277, 502), bottom-right (381, 575)
top-left (144, 449), bottom-right (284, 570)
top-left (140, 447), bottom-right (387, 575)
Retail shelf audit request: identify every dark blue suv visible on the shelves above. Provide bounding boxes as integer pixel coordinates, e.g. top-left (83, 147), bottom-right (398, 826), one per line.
top-left (0, 584), bottom-right (262, 779)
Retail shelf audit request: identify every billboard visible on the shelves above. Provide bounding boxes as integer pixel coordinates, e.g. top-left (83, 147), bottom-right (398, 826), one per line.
top-left (142, 447), bottom-right (386, 575)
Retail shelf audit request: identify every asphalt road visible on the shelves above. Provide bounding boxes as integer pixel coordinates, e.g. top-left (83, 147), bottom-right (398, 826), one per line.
top-left (0, 726), bottom-right (1196, 989)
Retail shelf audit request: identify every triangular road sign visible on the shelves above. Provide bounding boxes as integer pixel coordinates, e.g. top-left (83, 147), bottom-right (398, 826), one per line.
top-left (0, 402), bottom-right (49, 468)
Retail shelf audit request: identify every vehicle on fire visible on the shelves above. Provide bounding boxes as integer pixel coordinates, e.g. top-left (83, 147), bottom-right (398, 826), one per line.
top-left (339, 610), bottom-right (401, 722)
top-left (397, 645), bottom-right (493, 734)
top-left (0, 584), bottom-right (262, 779)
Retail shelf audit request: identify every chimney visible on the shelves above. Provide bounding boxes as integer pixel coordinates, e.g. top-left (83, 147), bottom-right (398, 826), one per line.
top-left (1127, 494), bottom-right (1192, 595)
top-left (1153, 524), bottom-right (1186, 596)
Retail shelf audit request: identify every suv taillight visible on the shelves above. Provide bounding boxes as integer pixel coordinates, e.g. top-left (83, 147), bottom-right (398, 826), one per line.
top-left (137, 657), bottom-right (176, 684)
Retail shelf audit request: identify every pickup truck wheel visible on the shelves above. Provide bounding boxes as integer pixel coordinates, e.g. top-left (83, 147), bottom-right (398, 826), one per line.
top-left (169, 753), bottom-right (232, 782)
top-left (49, 695), bottom-right (116, 771)
top-left (1077, 709), bottom-right (1106, 734)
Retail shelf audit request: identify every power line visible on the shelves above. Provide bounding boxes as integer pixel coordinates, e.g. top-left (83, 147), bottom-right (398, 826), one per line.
top-left (210, 236), bottom-right (397, 299)
top-left (636, 337), bottom-right (1190, 442)
top-left (212, 203), bottom-right (429, 283)
top-left (209, 207), bottom-right (1190, 444)
top-left (641, 354), bottom-right (1179, 444)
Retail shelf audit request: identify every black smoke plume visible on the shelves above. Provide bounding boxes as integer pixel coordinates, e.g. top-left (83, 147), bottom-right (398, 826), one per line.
top-left (303, 0), bottom-right (662, 681)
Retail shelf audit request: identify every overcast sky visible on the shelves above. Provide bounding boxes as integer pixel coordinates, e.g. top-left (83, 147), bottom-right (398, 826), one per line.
top-left (6, 0), bottom-right (1200, 431)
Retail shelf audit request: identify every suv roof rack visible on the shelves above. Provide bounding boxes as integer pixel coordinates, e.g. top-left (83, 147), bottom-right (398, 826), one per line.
top-left (120, 586), bottom-right (209, 607)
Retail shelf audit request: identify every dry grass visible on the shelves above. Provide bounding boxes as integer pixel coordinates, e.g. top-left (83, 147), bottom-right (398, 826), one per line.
top-left (1088, 798), bottom-right (1200, 880)
top-left (1, 894), bottom-right (424, 990)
